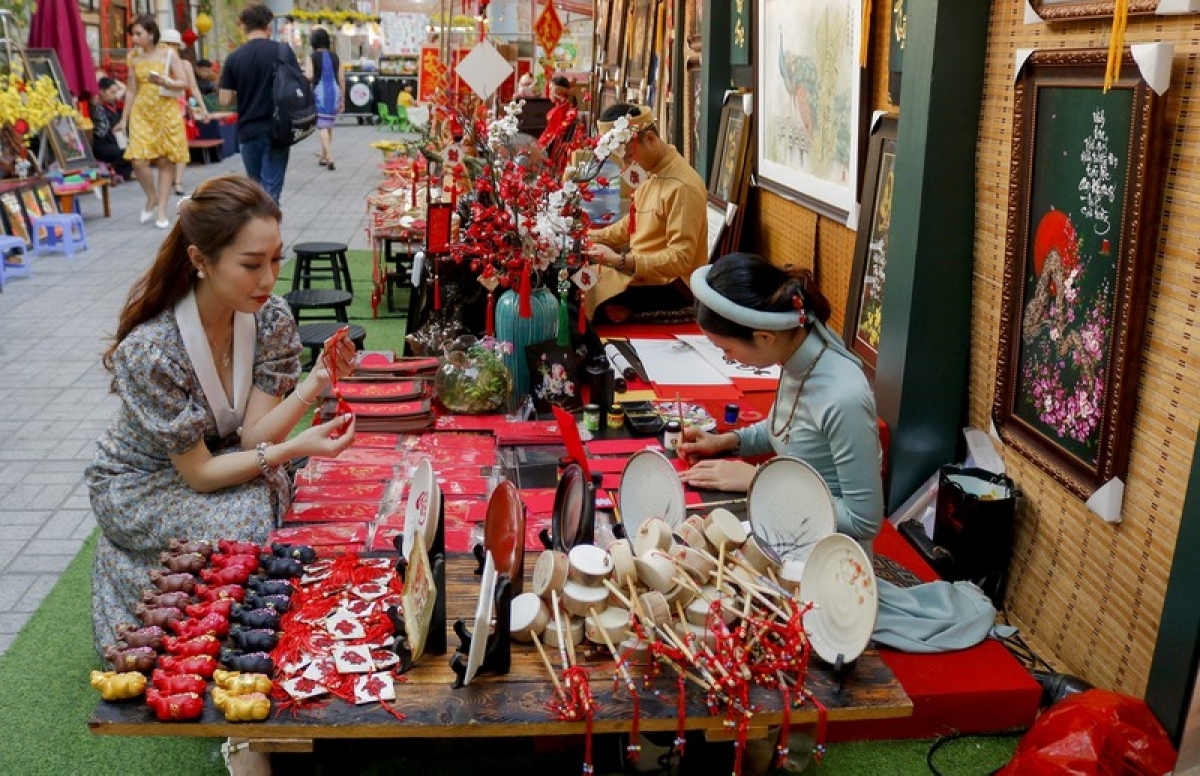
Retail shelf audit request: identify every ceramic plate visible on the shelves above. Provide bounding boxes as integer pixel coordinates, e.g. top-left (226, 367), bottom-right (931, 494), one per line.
top-left (801, 534), bottom-right (878, 665)
top-left (401, 534), bottom-right (437, 662)
top-left (552, 463), bottom-right (594, 551)
top-left (465, 550), bottom-right (497, 685)
top-left (402, 459), bottom-right (440, 561)
top-left (485, 480), bottom-right (526, 589)
top-left (619, 449), bottom-right (686, 536)
top-left (747, 456), bottom-right (836, 564)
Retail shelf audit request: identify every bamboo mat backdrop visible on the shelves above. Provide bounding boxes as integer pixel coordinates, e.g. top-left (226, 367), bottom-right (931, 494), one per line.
top-left (740, 0), bottom-right (1200, 695)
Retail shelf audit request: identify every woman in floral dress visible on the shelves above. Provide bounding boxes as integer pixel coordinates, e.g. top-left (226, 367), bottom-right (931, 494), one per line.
top-left (87, 176), bottom-right (359, 658)
top-left (113, 15), bottom-right (189, 229)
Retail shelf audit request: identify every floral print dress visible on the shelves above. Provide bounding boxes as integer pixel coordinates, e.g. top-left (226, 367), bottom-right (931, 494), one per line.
top-left (124, 47), bottom-right (189, 164)
top-left (87, 296), bottom-right (300, 659)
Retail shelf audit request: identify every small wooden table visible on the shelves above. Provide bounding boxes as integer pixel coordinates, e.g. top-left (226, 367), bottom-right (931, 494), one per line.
top-left (89, 555), bottom-right (911, 749)
top-left (52, 178), bottom-right (110, 218)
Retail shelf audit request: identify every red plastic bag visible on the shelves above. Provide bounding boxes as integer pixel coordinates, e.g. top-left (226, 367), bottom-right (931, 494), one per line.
top-left (185, 117), bottom-right (199, 141)
top-left (1000, 689), bottom-right (1175, 775)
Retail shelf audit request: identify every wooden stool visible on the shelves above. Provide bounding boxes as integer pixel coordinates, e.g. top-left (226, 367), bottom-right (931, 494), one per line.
top-left (298, 322), bottom-right (366, 368)
top-left (283, 288), bottom-right (352, 323)
top-left (291, 241), bottom-right (352, 293)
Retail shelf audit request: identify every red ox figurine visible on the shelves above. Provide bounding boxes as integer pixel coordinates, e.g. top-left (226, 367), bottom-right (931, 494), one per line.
top-left (145, 689), bottom-right (204, 720)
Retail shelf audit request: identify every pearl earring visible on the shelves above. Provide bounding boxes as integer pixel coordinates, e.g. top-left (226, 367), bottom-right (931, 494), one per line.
top-left (196, 268), bottom-right (206, 279)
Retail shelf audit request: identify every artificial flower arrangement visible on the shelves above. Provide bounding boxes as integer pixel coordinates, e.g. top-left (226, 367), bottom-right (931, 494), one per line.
top-left (426, 95), bottom-right (629, 336)
top-left (0, 73), bottom-right (79, 151)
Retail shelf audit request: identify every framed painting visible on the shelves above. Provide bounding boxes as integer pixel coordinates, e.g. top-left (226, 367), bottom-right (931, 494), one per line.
top-left (624, 0), bottom-right (656, 87)
top-left (992, 49), bottom-right (1166, 501)
top-left (605, 0), bottom-right (628, 83)
top-left (1030, 0), bottom-right (1164, 20)
top-left (18, 186), bottom-right (42, 219)
top-left (0, 191), bottom-right (31, 247)
top-left (34, 183), bottom-right (58, 215)
top-left (730, 0), bottom-right (751, 67)
top-left (709, 96), bottom-right (752, 208)
top-left (756, 0), bottom-right (863, 222)
top-left (843, 115), bottom-right (898, 376)
top-left (684, 58), bottom-right (701, 168)
top-left (24, 49), bottom-right (73, 106)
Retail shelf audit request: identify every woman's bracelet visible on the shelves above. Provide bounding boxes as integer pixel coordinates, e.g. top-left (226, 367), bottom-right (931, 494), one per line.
top-left (255, 442), bottom-right (276, 478)
top-left (293, 384), bottom-right (316, 406)
top-left (728, 433), bottom-right (741, 456)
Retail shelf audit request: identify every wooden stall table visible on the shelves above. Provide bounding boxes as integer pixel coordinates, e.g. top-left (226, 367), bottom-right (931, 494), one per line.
top-left (89, 554), bottom-right (911, 751)
top-left (370, 222), bottom-right (425, 317)
top-left (52, 176), bottom-right (111, 218)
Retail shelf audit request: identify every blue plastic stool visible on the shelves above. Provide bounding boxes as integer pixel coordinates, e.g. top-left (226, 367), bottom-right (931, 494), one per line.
top-left (0, 235), bottom-right (31, 290)
top-left (31, 213), bottom-right (87, 258)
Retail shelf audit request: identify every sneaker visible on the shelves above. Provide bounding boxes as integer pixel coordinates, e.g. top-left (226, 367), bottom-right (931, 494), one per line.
top-left (139, 208), bottom-right (155, 224)
top-left (155, 218), bottom-right (170, 229)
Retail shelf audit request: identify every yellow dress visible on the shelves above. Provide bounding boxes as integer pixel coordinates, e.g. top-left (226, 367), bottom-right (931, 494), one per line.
top-left (124, 49), bottom-right (189, 164)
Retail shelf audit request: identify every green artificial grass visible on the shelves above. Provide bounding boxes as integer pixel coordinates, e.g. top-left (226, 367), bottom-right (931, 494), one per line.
top-left (0, 530), bottom-right (1020, 775)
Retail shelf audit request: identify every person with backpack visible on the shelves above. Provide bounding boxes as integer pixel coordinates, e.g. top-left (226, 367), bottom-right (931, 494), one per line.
top-left (218, 4), bottom-right (309, 203)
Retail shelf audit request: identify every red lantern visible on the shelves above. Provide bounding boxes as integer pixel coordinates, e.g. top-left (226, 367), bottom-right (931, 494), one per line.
top-left (181, 29), bottom-right (198, 46)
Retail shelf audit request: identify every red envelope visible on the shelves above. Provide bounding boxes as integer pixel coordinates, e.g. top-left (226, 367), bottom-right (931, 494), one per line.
top-left (270, 522), bottom-right (369, 547)
top-left (294, 483), bottom-right (387, 503)
top-left (337, 381), bottom-right (426, 402)
top-left (368, 524), bottom-right (404, 553)
top-left (586, 458), bottom-right (629, 474)
top-left (294, 462), bottom-right (397, 485)
top-left (352, 433), bottom-right (402, 449)
top-left (284, 501), bottom-right (380, 524)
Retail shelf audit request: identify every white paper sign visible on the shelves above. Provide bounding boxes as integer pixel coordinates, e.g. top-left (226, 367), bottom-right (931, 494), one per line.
top-left (455, 39), bottom-right (514, 100)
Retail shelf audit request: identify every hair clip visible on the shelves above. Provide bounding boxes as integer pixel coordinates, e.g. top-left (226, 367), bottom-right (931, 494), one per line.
top-left (176, 195), bottom-right (192, 214)
top-left (793, 292), bottom-right (808, 327)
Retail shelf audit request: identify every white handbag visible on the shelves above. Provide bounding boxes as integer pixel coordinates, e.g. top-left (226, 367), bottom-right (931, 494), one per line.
top-left (157, 49), bottom-right (184, 99)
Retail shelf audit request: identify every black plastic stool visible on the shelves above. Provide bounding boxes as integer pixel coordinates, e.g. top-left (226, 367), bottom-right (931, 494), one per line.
top-left (283, 288), bottom-right (352, 323)
top-left (298, 322), bottom-right (366, 368)
top-left (291, 241), bottom-right (352, 293)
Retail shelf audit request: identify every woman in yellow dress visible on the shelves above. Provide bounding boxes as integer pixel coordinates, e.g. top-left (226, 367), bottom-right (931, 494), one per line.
top-left (114, 15), bottom-right (190, 229)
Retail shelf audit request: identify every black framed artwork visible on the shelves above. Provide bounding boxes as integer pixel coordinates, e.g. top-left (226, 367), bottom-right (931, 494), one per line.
top-left (843, 115), bottom-right (898, 376)
top-left (26, 49), bottom-right (95, 173)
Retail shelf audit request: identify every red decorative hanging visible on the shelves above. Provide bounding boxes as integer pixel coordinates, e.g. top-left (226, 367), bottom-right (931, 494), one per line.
top-left (518, 261), bottom-right (532, 318)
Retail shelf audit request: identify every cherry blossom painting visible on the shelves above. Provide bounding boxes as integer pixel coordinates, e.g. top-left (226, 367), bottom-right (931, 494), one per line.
top-left (993, 49), bottom-right (1165, 501)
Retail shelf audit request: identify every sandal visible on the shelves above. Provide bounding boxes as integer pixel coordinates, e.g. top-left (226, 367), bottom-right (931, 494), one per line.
top-left (326, 162), bottom-right (335, 171)
top-left (318, 158), bottom-right (329, 167)
top-left (173, 184), bottom-right (185, 195)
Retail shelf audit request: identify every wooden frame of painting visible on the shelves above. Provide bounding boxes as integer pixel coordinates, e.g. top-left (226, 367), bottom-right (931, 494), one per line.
top-left (683, 57), bottom-right (701, 167)
top-left (0, 190), bottom-right (31, 247)
top-left (18, 185), bottom-right (42, 220)
top-left (605, 0), bottom-right (628, 83)
top-left (843, 115), bottom-right (898, 376)
top-left (686, 0), bottom-right (702, 51)
top-left (26, 49), bottom-right (96, 173)
top-left (1031, 0), bottom-right (1165, 20)
top-left (624, 0), bottom-right (657, 88)
top-left (992, 48), bottom-right (1166, 501)
top-left (708, 94), bottom-right (753, 254)
top-left (756, 0), bottom-right (863, 222)
top-left (34, 182), bottom-right (58, 215)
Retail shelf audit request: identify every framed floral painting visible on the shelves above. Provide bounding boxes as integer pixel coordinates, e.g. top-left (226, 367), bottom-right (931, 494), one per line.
top-left (843, 114), bottom-right (898, 376)
top-left (992, 49), bottom-right (1165, 501)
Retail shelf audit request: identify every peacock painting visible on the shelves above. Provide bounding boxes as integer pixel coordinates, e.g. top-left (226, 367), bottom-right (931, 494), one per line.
top-left (758, 0), bottom-right (860, 215)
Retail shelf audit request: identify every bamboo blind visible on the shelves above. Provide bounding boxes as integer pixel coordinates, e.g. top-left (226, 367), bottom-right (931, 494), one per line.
top-left (969, 2), bottom-right (1200, 695)
top-left (740, 0), bottom-right (1200, 694)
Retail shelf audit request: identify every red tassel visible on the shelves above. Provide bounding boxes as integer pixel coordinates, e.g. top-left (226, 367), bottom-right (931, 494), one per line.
top-left (518, 262), bottom-right (532, 318)
top-left (485, 290), bottom-right (496, 336)
top-left (675, 673), bottom-right (687, 756)
top-left (578, 290), bottom-right (588, 334)
top-left (776, 685), bottom-right (792, 769)
top-left (627, 198), bottom-right (636, 236)
top-left (434, 271), bottom-right (442, 310)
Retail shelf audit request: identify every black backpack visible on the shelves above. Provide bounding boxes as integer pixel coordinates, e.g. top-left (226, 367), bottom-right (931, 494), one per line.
top-left (270, 43), bottom-right (317, 147)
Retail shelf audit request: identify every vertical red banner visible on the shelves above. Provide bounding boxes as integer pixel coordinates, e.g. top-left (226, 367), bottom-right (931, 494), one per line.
top-left (418, 46), bottom-right (443, 102)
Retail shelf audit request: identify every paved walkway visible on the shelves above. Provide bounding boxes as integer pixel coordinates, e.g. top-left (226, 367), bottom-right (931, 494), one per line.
top-left (0, 124), bottom-right (388, 654)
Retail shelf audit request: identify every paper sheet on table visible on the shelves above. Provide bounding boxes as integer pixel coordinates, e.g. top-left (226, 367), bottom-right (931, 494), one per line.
top-left (629, 338), bottom-right (732, 385)
top-left (674, 334), bottom-right (781, 381)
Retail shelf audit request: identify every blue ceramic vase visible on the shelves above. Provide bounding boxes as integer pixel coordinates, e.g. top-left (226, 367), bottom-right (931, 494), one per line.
top-left (494, 286), bottom-right (558, 411)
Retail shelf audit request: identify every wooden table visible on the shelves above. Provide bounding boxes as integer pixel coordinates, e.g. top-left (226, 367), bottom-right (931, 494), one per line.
top-left (89, 555), bottom-right (911, 748)
top-left (53, 178), bottom-right (110, 219)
